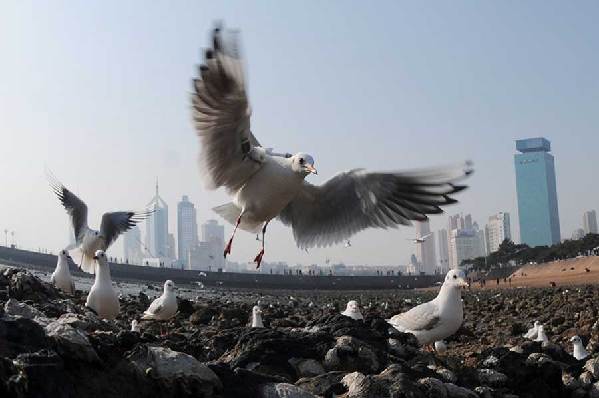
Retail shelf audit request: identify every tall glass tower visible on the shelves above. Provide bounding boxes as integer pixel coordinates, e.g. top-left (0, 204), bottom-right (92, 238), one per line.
top-left (514, 137), bottom-right (561, 247)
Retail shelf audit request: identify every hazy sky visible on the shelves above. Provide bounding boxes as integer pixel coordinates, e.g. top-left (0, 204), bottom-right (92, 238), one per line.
top-left (1, 1), bottom-right (598, 267)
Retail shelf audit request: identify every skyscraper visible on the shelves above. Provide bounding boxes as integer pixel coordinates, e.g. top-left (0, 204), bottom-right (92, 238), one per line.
top-left (485, 212), bottom-right (511, 253)
top-left (437, 229), bottom-right (449, 273)
top-left (447, 213), bottom-right (486, 269)
top-left (583, 210), bottom-right (598, 235)
top-left (177, 195), bottom-right (198, 267)
top-left (514, 137), bottom-right (561, 247)
top-left (415, 220), bottom-right (436, 274)
top-left (123, 225), bottom-right (142, 264)
top-left (145, 182), bottom-right (169, 259)
top-left (188, 219), bottom-right (226, 270)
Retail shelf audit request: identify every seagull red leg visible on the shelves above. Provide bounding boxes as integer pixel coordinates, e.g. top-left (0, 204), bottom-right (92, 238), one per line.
top-left (254, 221), bottom-right (269, 268)
top-left (224, 214), bottom-right (242, 258)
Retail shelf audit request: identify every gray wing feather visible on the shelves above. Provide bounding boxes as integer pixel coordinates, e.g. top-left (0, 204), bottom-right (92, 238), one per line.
top-left (48, 174), bottom-right (88, 243)
top-left (389, 301), bottom-right (441, 331)
top-left (100, 211), bottom-right (151, 248)
top-left (191, 24), bottom-right (262, 192)
top-left (279, 162), bottom-right (473, 249)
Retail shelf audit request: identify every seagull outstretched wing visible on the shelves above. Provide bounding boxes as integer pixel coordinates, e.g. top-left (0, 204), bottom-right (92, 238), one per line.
top-left (100, 211), bottom-right (152, 248)
top-left (279, 162), bottom-right (472, 249)
top-left (48, 173), bottom-right (88, 243)
top-left (192, 24), bottom-right (263, 193)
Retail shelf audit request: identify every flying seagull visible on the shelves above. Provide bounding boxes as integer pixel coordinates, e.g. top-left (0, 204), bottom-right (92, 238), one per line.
top-left (191, 24), bottom-right (473, 268)
top-left (48, 173), bottom-right (151, 274)
top-left (407, 232), bottom-right (433, 244)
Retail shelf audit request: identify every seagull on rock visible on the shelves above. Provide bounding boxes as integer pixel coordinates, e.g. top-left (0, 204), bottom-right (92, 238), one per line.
top-left (535, 325), bottom-right (549, 344)
top-left (251, 305), bottom-right (264, 328)
top-left (85, 250), bottom-right (120, 320)
top-left (191, 24), bottom-right (473, 268)
top-left (48, 173), bottom-right (150, 274)
top-left (51, 249), bottom-right (75, 294)
top-left (142, 280), bottom-right (178, 322)
top-left (524, 321), bottom-right (540, 340)
top-left (388, 269), bottom-right (468, 345)
top-left (341, 300), bottom-right (364, 321)
top-left (570, 335), bottom-right (590, 360)
top-left (131, 319), bottom-right (141, 333)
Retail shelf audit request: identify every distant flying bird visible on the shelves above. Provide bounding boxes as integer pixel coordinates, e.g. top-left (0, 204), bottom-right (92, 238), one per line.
top-left (191, 24), bottom-right (472, 268)
top-left (48, 173), bottom-right (151, 274)
top-left (344, 240), bottom-right (352, 248)
top-left (85, 250), bottom-right (120, 320)
top-left (407, 232), bottom-right (433, 244)
top-left (388, 269), bottom-right (468, 345)
top-left (51, 249), bottom-right (75, 294)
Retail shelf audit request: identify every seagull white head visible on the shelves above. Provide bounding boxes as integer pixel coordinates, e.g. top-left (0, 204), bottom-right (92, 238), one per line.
top-left (291, 153), bottom-right (317, 176)
top-left (251, 305), bottom-right (263, 327)
top-left (346, 300), bottom-right (360, 313)
top-left (59, 249), bottom-right (72, 261)
top-left (570, 335), bottom-right (589, 360)
top-left (443, 269), bottom-right (469, 288)
top-left (164, 280), bottom-right (175, 293)
top-left (93, 250), bottom-right (107, 264)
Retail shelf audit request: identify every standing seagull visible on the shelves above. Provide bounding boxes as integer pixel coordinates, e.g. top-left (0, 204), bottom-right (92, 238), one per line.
top-left (142, 280), bottom-right (178, 334)
top-left (251, 305), bottom-right (264, 328)
top-left (48, 173), bottom-right (151, 273)
top-left (388, 269), bottom-right (468, 345)
top-left (570, 335), bottom-right (590, 360)
top-left (523, 321), bottom-right (540, 340)
top-left (85, 250), bottom-right (120, 320)
top-left (191, 24), bottom-right (472, 267)
top-left (51, 249), bottom-right (76, 294)
top-left (341, 300), bottom-right (364, 320)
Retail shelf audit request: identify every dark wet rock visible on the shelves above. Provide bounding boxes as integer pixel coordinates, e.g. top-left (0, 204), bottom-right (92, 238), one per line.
top-left (45, 320), bottom-right (100, 363)
top-left (0, 315), bottom-right (47, 357)
top-left (444, 382), bottom-right (478, 398)
top-left (295, 371), bottom-right (346, 396)
top-left (341, 365), bottom-right (427, 398)
top-left (288, 357), bottom-right (325, 378)
top-left (220, 328), bottom-right (332, 381)
top-left (4, 269), bottom-right (61, 302)
top-left (259, 382), bottom-right (318, 398)
top-left (475, 368), bottom-right (508, 387)
top-left (208, 363), bottom-right (287, 397)
top-left (418, 377), bottom-right (448, 398)
top-left (324, 335), bottom-right (381, 374)
top-left (128, 345), bottom-right (222, 397)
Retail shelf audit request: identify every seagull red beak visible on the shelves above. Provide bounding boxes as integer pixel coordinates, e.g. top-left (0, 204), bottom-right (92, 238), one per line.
top-left (305, 164), bottom-right (317, 175)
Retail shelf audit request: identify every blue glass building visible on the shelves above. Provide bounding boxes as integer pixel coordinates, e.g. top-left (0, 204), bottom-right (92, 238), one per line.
top-left (514, 137), bottom-right (561, 247)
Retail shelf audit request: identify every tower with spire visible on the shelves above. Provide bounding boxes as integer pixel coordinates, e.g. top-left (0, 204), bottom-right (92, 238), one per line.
top-left (145, 180), bottom-right (170, 262)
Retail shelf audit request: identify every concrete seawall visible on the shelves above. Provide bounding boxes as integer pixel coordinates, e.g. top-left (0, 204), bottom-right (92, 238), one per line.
top-left (0, 246), bottom-right (442, 290)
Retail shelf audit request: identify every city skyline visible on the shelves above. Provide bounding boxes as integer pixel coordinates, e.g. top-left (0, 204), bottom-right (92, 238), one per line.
top-left (1, 2), bottom-right (598, 266)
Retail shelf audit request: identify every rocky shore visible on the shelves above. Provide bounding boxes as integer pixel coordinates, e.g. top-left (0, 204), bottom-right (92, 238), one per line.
top-left (2, 267), bottom-right (599, 398)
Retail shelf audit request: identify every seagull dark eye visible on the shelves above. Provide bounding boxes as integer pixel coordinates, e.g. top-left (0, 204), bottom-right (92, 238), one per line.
top-left (453, 275), bottom-right (457, 279)
top-left (299, 158), bottom-right (305, 165)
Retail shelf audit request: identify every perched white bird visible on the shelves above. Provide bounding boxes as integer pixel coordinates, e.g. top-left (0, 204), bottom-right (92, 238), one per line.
top-left (191, 24), bottom-right (472, 268)
top-left (51, 249), bottom-right (75, 294)
top-left (524, 321), bottom-right (540, 340)
top-left (570, 335), bottom-right (589, 360)
top-left (341, 300), bottom-right (364, 320)
top-left (85, 250), bottom-right (120, 320)
top-left (388, 269), bottom-right (468, 345)
top-left (48, 173), bottom-right (150, 274)
top-left (142, 280), bottom-right (178, 321)
top-left (251, 305), bottom-right (264, 328)
top-left (131, 319), bottom-right (141, 333)
top-left (434, 340), bottom-right (448, 354)
top-left (535, 325), bottom-right (549, 344)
